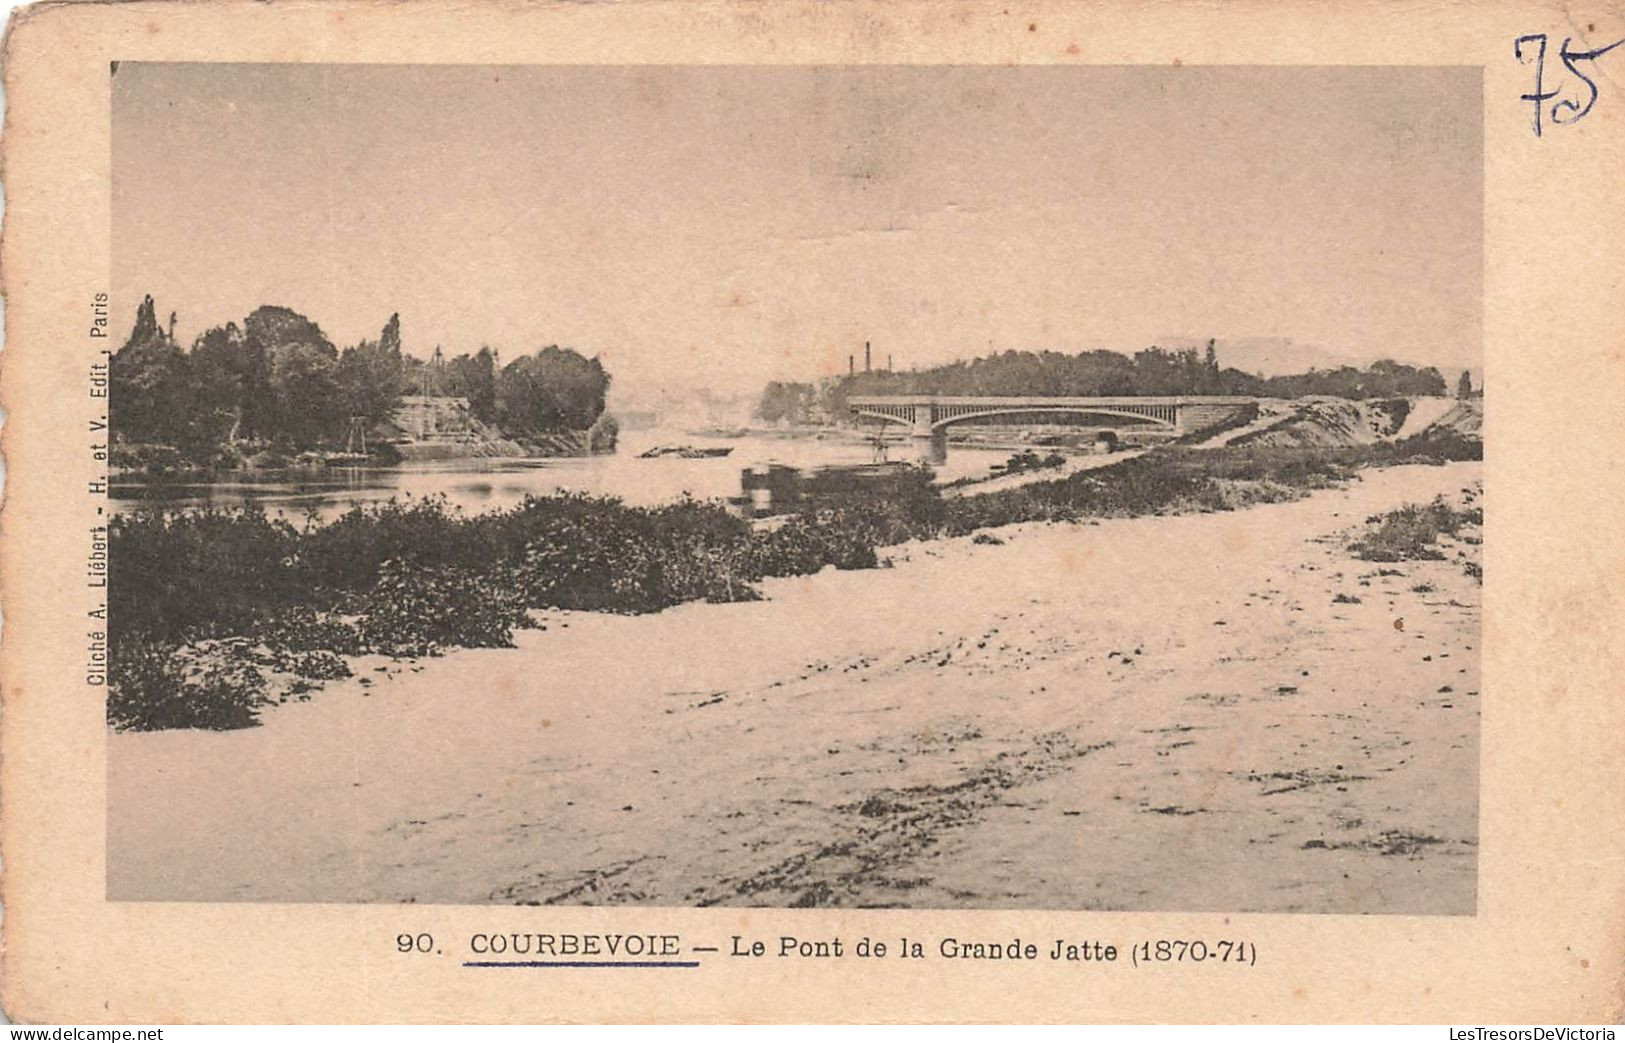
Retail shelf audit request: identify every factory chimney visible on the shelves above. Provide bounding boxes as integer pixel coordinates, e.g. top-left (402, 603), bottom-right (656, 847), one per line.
top-left (865, 341), bottom-right (872, 373)
top-left (848, 354), bottom-right (854, 376)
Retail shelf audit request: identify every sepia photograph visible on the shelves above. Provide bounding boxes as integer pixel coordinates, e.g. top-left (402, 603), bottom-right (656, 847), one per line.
top-left (101, 62), bottom-right (1484, 914)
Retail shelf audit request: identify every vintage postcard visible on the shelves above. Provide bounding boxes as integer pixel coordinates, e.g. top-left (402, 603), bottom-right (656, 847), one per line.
top-left (2, 0), bottom-right (1622, 1025)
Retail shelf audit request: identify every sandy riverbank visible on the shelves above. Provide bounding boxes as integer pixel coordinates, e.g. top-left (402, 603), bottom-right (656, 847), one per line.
top-left (108, 461), bottom-right (1480, 913)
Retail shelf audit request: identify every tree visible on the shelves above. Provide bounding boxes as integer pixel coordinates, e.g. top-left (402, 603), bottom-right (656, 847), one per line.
top-left (756, 381), bottom-right (815, 424)
top-left (806, 344), bottom-right (1459, 416)
top-left (336, 340), bottom-right (406, 428)
top-left (244, 305), bottom-right (335, 357)
top-left (336, 314), bottom-right (408, 428)
top-left (1457, 370), bottom-right (1473, 399)
top-left (267, 343), bottom-right (346, 447)
top-left (189, 322), bottom-right (250, 445)
top-left (379, 312), bottom-right (401, 357)
top-left (127, 293), bottom-right (162, 346)
top-left (242, 305), bottom-right (345, 447)
top-left (468, 348), bottom-right (498, 423)
top-left (444, 347), bottom-right (498, 424)
top-left (110, 295), bottom-right (192, 446)
top-left (496, 346), bottom-right (610, 434)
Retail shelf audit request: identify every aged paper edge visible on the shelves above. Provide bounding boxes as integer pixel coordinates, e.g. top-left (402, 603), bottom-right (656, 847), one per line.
top-left (1, 0), bottom-right (1623, 1024)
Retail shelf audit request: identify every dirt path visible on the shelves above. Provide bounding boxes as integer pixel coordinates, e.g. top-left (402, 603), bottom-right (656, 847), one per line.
top-left (1393, 396), bottom-right (1457, 440)
top-left (1195, 400), bottom-right (1296, 447)
top-left (108, 461), bottom-right (1481, 913)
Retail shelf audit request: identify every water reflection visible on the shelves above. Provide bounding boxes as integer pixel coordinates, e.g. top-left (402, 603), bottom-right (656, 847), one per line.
top-left (110, 433), bottom-right (1015, 523)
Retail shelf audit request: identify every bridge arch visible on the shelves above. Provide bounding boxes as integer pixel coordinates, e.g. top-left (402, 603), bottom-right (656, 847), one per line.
top-left (846, 394), bottom-right (1256, 463)
top-left (849, 402), bottom-right (1180, 431)
top-left (922, 405), bottom-right (1176, 430)
top-left (851, 407), bottom-right (919, 427)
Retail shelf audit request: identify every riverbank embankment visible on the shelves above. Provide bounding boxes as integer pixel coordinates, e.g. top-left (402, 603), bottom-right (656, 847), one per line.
top-left (108, 460), bottom-right (1481, 911)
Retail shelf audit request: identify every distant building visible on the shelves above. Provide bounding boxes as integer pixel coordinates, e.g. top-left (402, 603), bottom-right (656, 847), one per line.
top-left (390, 394), bottom-right (478, 443)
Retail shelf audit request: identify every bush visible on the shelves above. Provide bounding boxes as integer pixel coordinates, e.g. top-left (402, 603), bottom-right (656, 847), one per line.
top-left (1350, 498), bottom-right (1478, 562)
top-left (266, 647), bottom-right (353, 681)
top-left (110, 443), bottom-right (187, 474)
top-left (748, 513), bottom-right (880, 577)
top-left (510, 512), bottom-right (648, 612)
top-left (356, 560), bottom-right (531, 657)
top-left (999, 450), bottom-right (1067, 474)
top-left (257, 605), bottom-right (365, 657)
top-left (297, 496), bottom-right (493, 591)
top-left (108, 636), bottom-right (266, 731)
top-left (1371, 398), bottom-right (1411, 435)
top-left (649, 539), bottom-right (762, 605)
top-left (110, 506), bottom-right (302, 642)
top-left (1384, 427), bottom-right (1482, 463)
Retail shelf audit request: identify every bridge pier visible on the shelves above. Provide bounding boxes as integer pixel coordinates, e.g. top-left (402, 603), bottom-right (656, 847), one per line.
top-left (907, 406), bottom-right (948, 464)
top-left (911, 428), bottom-right (948, 465)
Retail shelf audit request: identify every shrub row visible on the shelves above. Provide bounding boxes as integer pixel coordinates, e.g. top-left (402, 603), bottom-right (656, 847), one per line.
top-left (110, 429), bottom-right (1480, 730)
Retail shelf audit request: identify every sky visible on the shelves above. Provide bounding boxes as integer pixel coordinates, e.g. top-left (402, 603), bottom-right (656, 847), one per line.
top-left (113, 63), bottom-right (1482, 402)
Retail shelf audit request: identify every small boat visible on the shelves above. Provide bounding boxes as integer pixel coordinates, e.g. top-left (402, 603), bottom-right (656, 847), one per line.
top-left (639, 445), bottom-right (734, 459)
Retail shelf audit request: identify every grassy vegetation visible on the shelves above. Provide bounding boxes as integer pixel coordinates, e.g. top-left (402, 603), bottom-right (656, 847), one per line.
top-left (1350, 498), bottom-right (1483, 564)
top-left (110, 427), bottom-right (1480, 731)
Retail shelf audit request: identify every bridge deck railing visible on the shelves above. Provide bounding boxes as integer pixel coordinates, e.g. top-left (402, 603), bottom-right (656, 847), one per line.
top-left (846, 394), bottom-right (1258, 406)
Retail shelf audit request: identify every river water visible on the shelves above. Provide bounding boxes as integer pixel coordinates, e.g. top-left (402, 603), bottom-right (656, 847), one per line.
top-left (109, 431), bottom-right (1016, 523)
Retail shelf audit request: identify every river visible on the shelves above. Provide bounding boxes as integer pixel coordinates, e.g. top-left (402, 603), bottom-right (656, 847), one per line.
top-left (109, 431), bottom-right (1018, 522)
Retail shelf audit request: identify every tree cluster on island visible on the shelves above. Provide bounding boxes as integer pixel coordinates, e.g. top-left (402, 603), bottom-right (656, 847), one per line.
top-left (756, 342), bottom-right (1461, 425)
top-left (109, 296), bottom-right (611, 469)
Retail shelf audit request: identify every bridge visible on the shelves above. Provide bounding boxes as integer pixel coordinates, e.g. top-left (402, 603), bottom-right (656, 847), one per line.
top-left (847, 395), bottom-right (1258, 463)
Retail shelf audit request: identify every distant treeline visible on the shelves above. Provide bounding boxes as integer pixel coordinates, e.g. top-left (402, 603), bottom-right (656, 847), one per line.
top-left (110, 296), bottom-right (610, 466)
top-left (759, 344), bottom-right (1462, 424)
